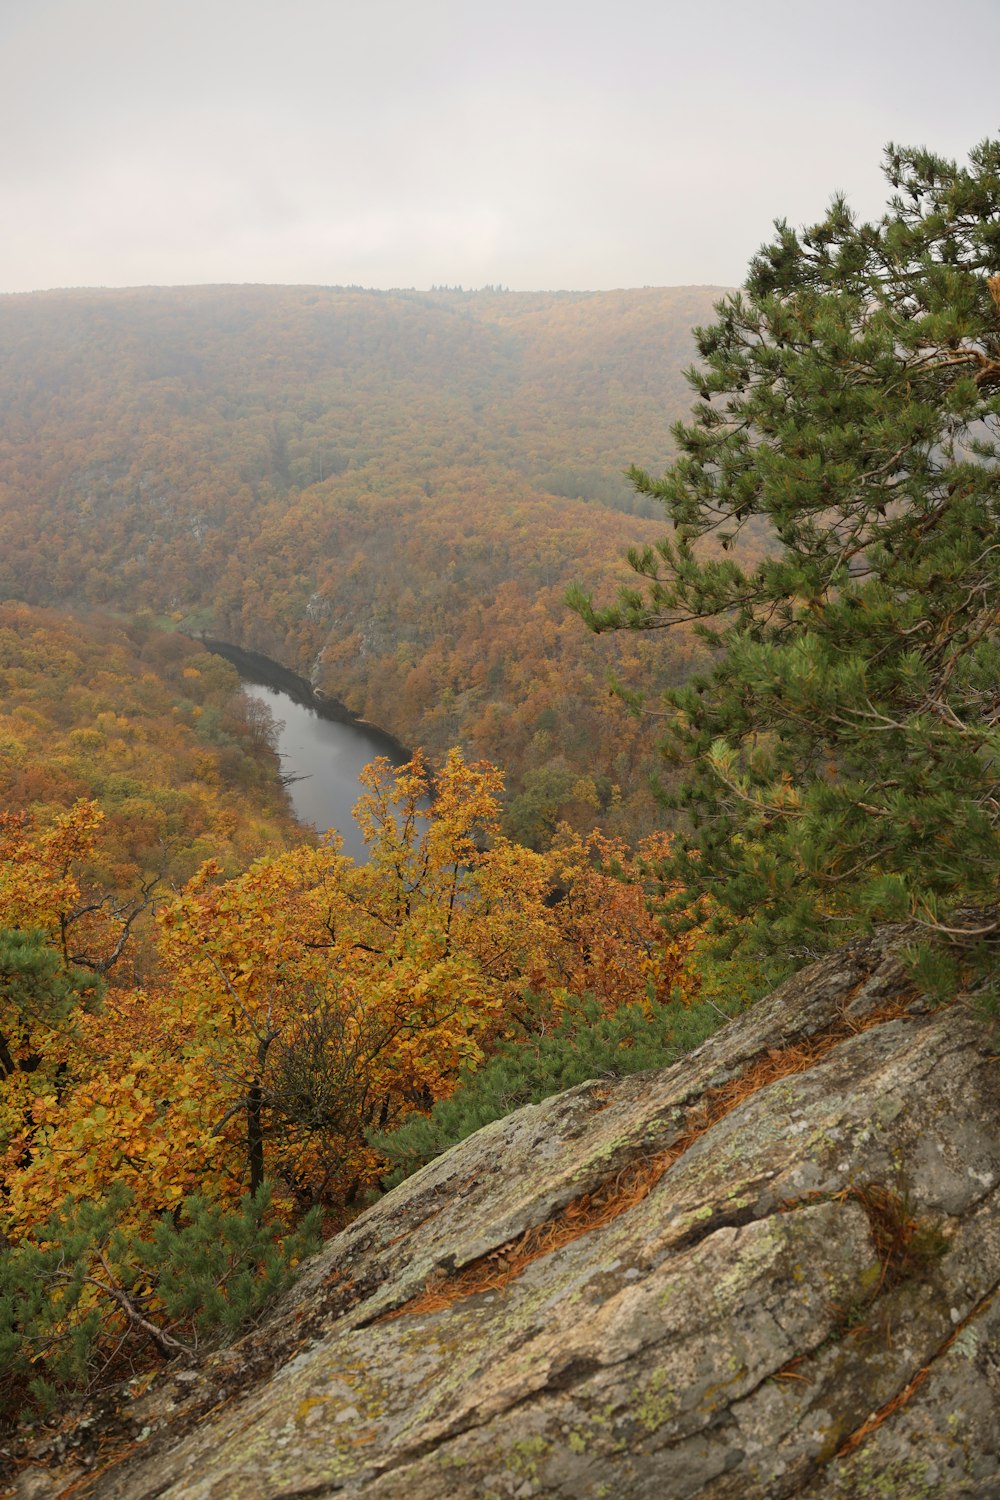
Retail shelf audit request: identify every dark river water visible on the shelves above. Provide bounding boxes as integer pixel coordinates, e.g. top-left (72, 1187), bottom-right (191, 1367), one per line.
top-left (241, 681), bottom-right (410, 861)
top-left (203, 641), bottom-right (409, 863)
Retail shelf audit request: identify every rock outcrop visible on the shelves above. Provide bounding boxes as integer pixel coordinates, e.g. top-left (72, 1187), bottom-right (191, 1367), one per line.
top-left (11, 928), bottom-right (1000, 1498)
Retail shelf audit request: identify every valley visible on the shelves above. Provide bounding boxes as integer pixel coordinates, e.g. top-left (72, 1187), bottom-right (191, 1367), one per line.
top-left (0, 284), bottom-right (736, 840)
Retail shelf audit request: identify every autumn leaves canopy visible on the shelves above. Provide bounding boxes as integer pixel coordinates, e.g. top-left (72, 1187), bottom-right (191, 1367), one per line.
top-left (1, 749), bottom-right (705, 1241)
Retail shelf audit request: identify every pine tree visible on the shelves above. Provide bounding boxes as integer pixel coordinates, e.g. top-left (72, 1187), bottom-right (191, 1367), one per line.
top-left (0, 929), bottom-right (99, 1087)
top-left (0, 1184), bottom-right (321, 1422)
top-left (570, 141), bottom-right (1000, 980)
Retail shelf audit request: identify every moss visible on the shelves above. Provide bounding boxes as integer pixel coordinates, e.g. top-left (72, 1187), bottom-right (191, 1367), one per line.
top-left (856, 1261), bottom-right (883, 1297)
top-left (850, 1183), bottom-right (949, 1292)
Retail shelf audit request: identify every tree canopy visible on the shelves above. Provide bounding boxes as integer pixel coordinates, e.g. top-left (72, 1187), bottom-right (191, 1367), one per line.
top-left (571, 140), bottom-right (1000, 984)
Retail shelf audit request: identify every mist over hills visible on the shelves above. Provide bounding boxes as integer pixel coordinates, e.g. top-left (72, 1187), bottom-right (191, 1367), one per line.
top-left (0, 283), bottom-right (731, 835)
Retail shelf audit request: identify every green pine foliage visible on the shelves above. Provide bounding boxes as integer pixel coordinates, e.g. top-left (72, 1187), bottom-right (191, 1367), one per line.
top-left (129, 1187), bottom-right (322, 1340)
top-left (370, 988), bottom-right (747, 1185)
top-left (0, 928), bottom-right (101, 1078)
top-left (570, 140), bottom-right (1000, 984)
top-left (0, 1183), bottom-right (321, 1424)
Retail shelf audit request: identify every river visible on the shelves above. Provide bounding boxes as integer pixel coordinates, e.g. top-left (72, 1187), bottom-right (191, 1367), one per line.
top-left (202, 641), bottom-right (409, 863)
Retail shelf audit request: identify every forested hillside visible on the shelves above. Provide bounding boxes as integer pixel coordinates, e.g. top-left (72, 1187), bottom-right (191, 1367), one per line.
top-left (0, 605), bottom-right (718, 1426)
top-left (0, 290), bottom-right (743, 1421)
top-left (0, 285), bottom-right (730, 836)
top-left (0, 604), bottom-right (300, 971)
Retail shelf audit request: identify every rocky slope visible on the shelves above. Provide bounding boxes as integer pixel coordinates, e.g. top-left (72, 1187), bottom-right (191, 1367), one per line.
top-left (10, 927), bottom-right (999, 1498)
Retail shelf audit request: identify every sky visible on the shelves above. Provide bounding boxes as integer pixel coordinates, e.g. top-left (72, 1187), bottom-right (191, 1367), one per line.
top-left (1, 0), bottom-right (997, 295)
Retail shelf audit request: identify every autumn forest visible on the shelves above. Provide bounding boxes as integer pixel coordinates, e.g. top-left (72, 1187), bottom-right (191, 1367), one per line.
top-left (0, 285), bottom-right (736, 843)
top-left (0, 285), bottom-right (738, 1417)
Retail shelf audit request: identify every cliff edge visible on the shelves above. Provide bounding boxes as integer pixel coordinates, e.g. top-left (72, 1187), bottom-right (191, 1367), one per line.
top-left (11, 927), bottom-right (999, 1498)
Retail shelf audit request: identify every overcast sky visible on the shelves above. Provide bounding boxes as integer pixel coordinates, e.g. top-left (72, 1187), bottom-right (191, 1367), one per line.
top-left (1, 0), bottom-right (997, 294)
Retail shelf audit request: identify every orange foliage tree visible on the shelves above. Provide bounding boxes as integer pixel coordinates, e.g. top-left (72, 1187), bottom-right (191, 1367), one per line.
top-left (0, 802), bottom-right (220, 1237)
top-left (549, 829), bottom-right (709, 1015)
top-left (155, 750), bottom-right (563, 1205)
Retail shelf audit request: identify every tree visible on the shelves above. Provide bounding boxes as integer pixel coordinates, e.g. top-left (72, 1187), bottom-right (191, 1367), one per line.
top-left (0, 930), bottom-right (100, 1199)
top-left (570, 140), bottom-right (1000, 984)
top-left (0, 1183), bottom-right (320, 1422)
top-left (155, 751), bottom-right (564, 1204)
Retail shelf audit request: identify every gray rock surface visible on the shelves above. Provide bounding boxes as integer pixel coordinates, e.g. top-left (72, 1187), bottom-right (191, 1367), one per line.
top-left (11, 928), bottom-right (1000, 1498)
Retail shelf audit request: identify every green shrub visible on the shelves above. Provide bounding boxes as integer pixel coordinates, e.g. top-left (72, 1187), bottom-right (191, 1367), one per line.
top-left (0, 1183), bottom-right (321, 1425)
top-left (370, 988), bottom-right (747, 1186)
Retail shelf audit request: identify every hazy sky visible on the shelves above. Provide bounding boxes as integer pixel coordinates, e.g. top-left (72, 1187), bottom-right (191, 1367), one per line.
top-left (2, 0), bottom-right (997, 294)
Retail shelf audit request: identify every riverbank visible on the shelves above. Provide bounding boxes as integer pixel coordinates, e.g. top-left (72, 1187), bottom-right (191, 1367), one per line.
top-left (196, 638), bottom-right (412, 858)
top-left (199, 637), bottom-right (411, 762)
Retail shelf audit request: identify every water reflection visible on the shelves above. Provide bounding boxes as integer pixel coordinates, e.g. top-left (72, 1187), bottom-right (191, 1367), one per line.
top-left (240, 681), bottom-right (408, 864)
